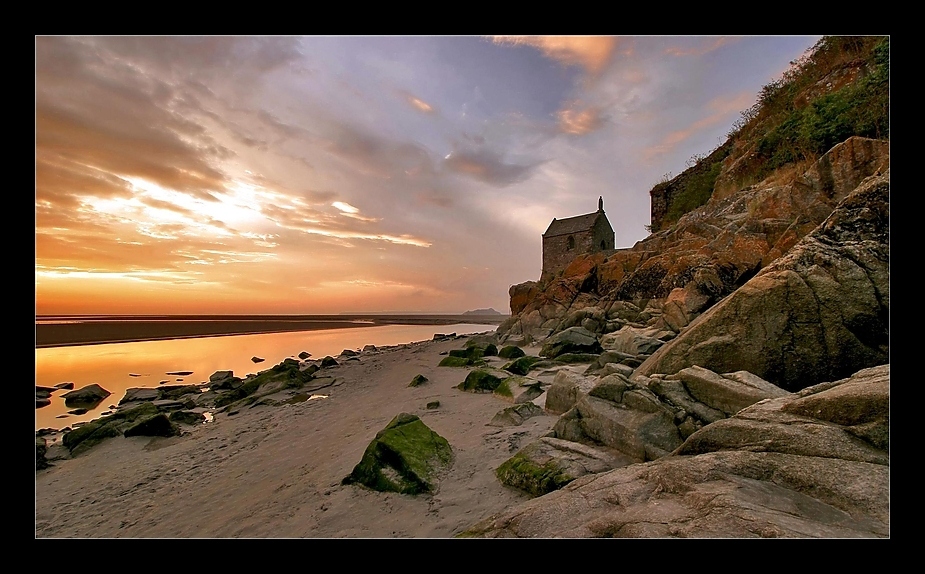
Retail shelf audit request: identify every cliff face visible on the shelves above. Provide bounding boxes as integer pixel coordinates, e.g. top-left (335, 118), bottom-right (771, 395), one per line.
top-left (499, 36), bottom-right (889, 393)
top-left (477, 37), bottom-right (889, 538)
top-left (650, 36), bottom-right (888, 232)
top-left (499, 136), bottom-right (889, 391)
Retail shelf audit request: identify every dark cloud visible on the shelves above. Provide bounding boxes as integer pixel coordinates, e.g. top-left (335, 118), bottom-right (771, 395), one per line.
top-left (323, 122), bottom-right (435, 181)
top-left (442, 148), bottom-right (539, 187)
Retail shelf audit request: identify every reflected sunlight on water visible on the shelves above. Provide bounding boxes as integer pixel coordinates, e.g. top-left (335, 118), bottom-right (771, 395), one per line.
top-left (35, 323), bottom-right (494, 431)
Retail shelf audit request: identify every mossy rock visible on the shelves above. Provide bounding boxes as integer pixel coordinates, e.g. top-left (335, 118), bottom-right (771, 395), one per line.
top-left (493, 378), bottom-right (514, 400)
top-left (208, 376), bottom-right (243, 391)
top-left (451, 346), bottom-right (486, 361)
top-left (554, 353), bottom-right (601, 364)
top-left (36, 437), bottom-right (49, 471)
top-left (123, 413), bottom-right (179, 438)
top-left (458, 369), bottom-right (505, 393)
top-left (483, 344), bottom-right (498, 357)
top-left (498, 345), bottom-right (526, 359)
top-left (63, 402), bottom-right (160, 455)
top-left (409, 374), bottom-right (428, 387)
top-left (465, 336), bottom-right (497, 349)
top-left (169, 410), bottom-right (206, 425)
top-left (343, 413), bottom-right (453, 495)
top-left (503, 356), bottom-right (543, 376)
top-left (158, 384), bottom-right (203, 400)
top-left (439, 356), bottom-right (472, 367)
top-left (213, 359), bottom-right (314, 408)
top-left (495, 450), bottom-right (575, 497)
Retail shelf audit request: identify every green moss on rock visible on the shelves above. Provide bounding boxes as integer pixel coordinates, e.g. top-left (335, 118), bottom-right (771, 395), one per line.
top-left (123, 413), bottom-right (179, 438)
top-left (63, 402), bottom-right (160, 455)
top-left (495, 451), bottom-right (575, 497)
top-left (343, 413), bottom-right (453, 495)
top-left (213, 359), bottom-right (314, 408)
top-left (498, 345), bottom-right (526, 359)
top-left (503, 356), bottom-right (543, 376)
top-left (439, 356), bottom-right (471, 367)
top-left (458, 369), bottom-right (505, 393)
top-left (409, 374), bottom-right (429, 387)
top-left (493, 378), bottom-right (514, 399)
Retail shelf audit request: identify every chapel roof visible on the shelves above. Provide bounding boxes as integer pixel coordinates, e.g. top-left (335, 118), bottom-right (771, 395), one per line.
top-left (543, 211), bottom-right (604, 238)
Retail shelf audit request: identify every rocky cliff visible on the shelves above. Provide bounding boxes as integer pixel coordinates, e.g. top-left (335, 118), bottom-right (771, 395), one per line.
top-left (475, 36), bottom-right (889, 538)
top-left (475, 139), bottom-right (889, 538)
top-left (499, 137), bottom-right (888, 391)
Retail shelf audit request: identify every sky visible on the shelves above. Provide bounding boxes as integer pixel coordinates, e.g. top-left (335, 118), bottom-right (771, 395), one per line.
top-left (35, 35), bottom-right (821, 316)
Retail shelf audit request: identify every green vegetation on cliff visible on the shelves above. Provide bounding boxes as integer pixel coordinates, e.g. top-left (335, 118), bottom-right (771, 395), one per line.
top-left (652, 35), bottom-right (889, 231)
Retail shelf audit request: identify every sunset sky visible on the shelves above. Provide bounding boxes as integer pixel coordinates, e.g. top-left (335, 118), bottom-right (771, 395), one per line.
top-left (35, 35), bottom-right (820, 315)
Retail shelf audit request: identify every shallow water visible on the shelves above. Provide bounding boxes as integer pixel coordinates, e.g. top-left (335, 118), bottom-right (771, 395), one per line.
top-left (35, 323), bottom-right (494, 431)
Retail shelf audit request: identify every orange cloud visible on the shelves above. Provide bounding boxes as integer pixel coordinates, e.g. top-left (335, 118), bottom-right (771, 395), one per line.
top-left (491, 36), bottom-right (618, 75)
top-left (663, 37), bottom-right (739, 57)
top-left (399, 90), bottom-right (436, 114)
top-left (556, 101), bottom-right (604, 135)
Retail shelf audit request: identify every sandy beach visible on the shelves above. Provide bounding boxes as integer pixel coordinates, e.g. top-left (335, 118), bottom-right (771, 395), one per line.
top-left (35, 333), bottom-right (560, 538)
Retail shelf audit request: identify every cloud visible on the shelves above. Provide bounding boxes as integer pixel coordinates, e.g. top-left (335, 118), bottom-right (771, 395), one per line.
top-left (332, 200), bottom-right (380, 222)
top-left (331, 201), bottom-right (359, 214)
top-left (663, 37), bottom-right (739, 57)
top-left (443, 148), bottom-right (539, 187)
top-left (35, 44), bottom-right (233, 204)
top-left (490, 36), bottom-right (619, 75)
top-left (556, 101), bottom-right (605, 135)
top-left (322, 122), bottom-right (435, 181)
top-left (398, 90), bottom-right (436, 114)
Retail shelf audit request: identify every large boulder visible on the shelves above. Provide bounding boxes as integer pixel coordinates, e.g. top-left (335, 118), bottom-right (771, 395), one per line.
top-left (599, 327), bottom-right (667, 356)
top-left (544, 370), bottom-right (598, 415)
top-left (343, 413), bottom-right (453, 495)
top-left (495, 437), bottom-right (636, 497)
top-left (553, 393), bottom-right (683, 462)
top-left (463, 364), bottom-right (889, 538)
top-left (635, 171), bottom-right (889, 391)
top-left (670, 366), bottom-right (790, 417)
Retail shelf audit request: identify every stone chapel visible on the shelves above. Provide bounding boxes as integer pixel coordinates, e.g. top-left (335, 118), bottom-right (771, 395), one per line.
top-left (541, 197), bottom-right (614, 280)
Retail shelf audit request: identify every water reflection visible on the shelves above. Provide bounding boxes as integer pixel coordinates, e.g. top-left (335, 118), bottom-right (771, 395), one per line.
top-left (36, 323), bottom-right (493, 431)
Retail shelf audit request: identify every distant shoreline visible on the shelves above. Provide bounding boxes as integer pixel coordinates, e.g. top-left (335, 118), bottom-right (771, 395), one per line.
top-left (34, 314), bottom-right (508, 349)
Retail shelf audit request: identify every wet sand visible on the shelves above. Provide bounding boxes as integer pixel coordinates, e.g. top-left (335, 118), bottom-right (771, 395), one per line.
top-left (35, 315), bottom-right (507, 348)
